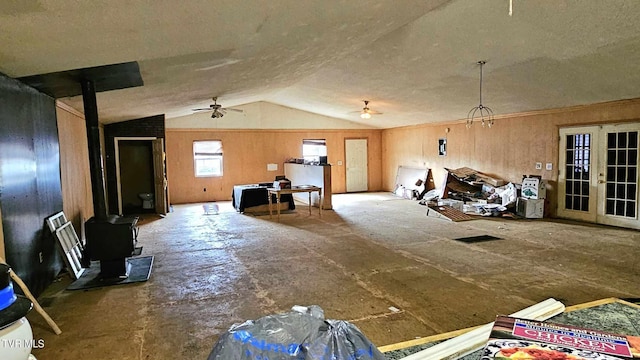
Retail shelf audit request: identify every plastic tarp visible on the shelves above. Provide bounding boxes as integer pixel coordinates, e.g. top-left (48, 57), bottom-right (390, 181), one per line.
top-left (208, 305), bottom-right (385, 360)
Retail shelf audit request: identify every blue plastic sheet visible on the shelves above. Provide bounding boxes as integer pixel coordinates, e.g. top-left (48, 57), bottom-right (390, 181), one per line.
top-left (208, 305), bottom-right (385, 360)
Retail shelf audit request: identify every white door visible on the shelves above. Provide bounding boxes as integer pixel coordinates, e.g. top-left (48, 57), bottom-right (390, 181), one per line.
top-left (345, 139), bottom-right (368, 192)
top-left (558, 124), bottom-right (639, 229)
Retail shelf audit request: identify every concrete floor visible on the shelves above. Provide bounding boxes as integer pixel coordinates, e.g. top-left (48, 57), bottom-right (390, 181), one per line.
top-left (27, 193), bottom-right (640, 359)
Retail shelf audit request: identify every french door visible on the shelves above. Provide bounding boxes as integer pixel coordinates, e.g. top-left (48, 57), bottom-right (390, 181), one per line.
top-left (558, 123), bottom-right (639, 229)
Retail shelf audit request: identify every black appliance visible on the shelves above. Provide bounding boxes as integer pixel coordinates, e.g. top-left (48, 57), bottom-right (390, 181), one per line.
top-left (85, 215), bottom-right (139, 278)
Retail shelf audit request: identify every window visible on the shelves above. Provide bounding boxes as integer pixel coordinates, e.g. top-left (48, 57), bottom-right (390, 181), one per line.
top-left (193, 140), bottom-right (223, 177)
top-left (302, 139), bottom-right (327, 163)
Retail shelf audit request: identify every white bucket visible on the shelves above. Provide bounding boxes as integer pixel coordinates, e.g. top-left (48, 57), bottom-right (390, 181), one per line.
top-left (0, 317), bottom-right (34, 360)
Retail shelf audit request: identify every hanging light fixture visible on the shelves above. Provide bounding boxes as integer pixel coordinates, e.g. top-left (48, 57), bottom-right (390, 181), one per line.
top-left (466, 60), bottom-right (495, 129)
top-left (360, 100), bottom-right (372, 119)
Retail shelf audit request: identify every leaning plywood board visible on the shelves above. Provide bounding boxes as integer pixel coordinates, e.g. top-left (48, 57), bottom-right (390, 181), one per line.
top-left (395, 166), bottom-right (430, 191)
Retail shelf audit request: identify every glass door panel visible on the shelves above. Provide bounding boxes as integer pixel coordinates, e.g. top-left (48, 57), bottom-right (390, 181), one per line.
top-left (597, 124), bottom-right (639, 228)
top-left (558, 127), bottom-right (599, 222)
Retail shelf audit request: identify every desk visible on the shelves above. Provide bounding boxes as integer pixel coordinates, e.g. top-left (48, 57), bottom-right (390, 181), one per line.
top-left (268, 186), bottom-right (322, 221)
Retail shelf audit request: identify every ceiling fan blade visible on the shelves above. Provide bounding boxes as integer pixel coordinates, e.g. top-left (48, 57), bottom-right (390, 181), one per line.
top-left (192, 108), bottom-right (213, 112)
top-left (224, 108), bottom-right (244, 113)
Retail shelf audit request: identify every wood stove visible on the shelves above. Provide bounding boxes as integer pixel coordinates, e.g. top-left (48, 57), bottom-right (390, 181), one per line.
top-left (85, 215), bottom-right (139, 278)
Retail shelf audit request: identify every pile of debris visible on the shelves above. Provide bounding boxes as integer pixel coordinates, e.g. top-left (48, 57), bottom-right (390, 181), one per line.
top-left (415, 167), bottom-right (546, 220)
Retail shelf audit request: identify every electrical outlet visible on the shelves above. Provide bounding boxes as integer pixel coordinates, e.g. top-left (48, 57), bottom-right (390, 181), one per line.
top-left (535, 162), bottom-right (542, 170)
top-left (39, 252), bottom-right (43, 263)
top-left (546, 163), bottom-right (553, 170)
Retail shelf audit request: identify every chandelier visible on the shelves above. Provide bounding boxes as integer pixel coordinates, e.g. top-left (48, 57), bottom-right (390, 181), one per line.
top-left (466, 60), bottom-right (495, 128)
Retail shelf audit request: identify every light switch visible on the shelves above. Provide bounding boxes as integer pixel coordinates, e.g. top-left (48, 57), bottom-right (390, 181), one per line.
top-left (337, 160), bottom-right (343, 166)
top-left (546, 163), bottom-right (553, 171)
top-left (535, 162), bottom-right (542, 170)
top-left (267, 163), bottom-right (278, 171)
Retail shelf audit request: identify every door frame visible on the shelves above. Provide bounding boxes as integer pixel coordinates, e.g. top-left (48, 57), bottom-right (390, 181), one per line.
top-left (557, 126), bottom-right (600, 222)
top-left (344, 137), bottom-right (369, 193)
top-left (114, 137), bottom-right (157, 215)
top-left (595, 122), bottom-right (640, 229)
top-left (558, 123), bottom-right (640, 229)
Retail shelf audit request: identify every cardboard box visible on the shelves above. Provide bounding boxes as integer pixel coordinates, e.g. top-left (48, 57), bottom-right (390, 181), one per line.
top-left (521, 177), bottom-right (547, 199)
top-left (516, 198), bottom-right (544, 218)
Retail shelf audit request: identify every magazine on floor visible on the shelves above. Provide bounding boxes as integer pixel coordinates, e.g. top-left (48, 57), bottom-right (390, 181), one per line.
top-left (480, 316), bottom-right (640, 359)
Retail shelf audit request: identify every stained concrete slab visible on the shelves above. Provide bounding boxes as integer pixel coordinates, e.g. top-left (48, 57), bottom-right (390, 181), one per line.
top-left (350, 312), bottom-right (438, 347)
top-left (26, 193), bottom-right (640, 359)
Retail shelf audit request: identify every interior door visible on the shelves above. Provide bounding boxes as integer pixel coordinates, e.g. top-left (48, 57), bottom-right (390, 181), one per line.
top-left (558, 126), bottom-right (599, 222)
top-left (345, 138), bottom-right (368, 192)
top-left (596, 123), bottom-right (639, 228)
top-left (153, 139), bottom-right (168, 215)
top-left (558, 124), bottom-right (639, 229)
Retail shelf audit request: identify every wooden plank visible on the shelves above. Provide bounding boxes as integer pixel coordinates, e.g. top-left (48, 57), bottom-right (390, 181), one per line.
top-left (378, 325), bottom-right (484, 353)
top-left (563, 297), bottom-right (618, 312)
top-left (427, 205), bottom-right (474, 222)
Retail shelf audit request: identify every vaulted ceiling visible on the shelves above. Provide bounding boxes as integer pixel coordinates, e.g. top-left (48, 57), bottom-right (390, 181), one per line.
top-left (2, 0), bottom-right (640, 128)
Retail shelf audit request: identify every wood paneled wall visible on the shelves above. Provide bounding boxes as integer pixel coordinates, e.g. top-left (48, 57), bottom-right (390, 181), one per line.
top-left (0, 74), bottom-right (63, 296)
top-left (382, 98), bottom-right (640, 217)
top-left (56, 102), bottom-right (94, 234)
top-left (166, 129), bottom-right (382, 204)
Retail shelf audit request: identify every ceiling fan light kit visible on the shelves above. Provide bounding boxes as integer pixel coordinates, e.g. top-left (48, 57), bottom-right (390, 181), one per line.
top-left (192, 96), bottom-right (243, 119)
top-left (358, 100), bottom-right (381, 119)
top-left (466, 60), bottom-right (495, 129)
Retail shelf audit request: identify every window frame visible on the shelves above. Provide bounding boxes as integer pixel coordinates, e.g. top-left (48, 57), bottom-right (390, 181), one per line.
top-left (193, 140), bottom-right (223, 177)
top-left (302, 139), bottom-right (327, 163)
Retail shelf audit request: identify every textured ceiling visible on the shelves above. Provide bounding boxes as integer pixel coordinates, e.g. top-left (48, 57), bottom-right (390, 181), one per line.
top-left (2, 0), bottom-right (640, 128)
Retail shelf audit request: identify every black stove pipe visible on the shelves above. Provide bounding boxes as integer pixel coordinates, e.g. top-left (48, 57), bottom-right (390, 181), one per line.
top-left (81, 79), bottom-right (108, 220)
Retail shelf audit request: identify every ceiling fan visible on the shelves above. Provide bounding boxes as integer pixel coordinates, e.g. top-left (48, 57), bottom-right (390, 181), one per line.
top-left (351, 100), bottom-right (383, 119)
top-left (192, 97), bottom-right (244, 118)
